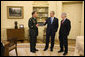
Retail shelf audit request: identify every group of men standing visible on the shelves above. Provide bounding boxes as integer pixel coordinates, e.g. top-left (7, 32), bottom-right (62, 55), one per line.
top-left (28, 11), bottom-right (71, 56)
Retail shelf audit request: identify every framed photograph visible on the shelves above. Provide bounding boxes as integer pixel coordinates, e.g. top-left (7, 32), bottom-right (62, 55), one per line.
top-left (7, 6), bottom-right (24, 19)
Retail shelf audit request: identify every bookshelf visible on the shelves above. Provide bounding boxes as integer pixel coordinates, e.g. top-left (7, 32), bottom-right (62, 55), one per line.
top-left (33, 7), bottom-right (48, 23)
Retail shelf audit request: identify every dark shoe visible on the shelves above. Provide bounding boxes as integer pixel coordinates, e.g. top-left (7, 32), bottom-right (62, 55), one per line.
top-left (31, 51), bottom-right (36, 53)
top-left (35, 49), bottom-right (39, 51)
top-left (63, 52), bottom-right (68, 56)
top-left (50, 49), bottom-right (53, 52)
top-left (43, 48), bottom-right (48, 51)
top-left (58, 50), bottom-right (63, 53)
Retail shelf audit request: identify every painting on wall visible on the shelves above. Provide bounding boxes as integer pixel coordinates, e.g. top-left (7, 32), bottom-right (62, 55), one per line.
top-left (7, 6), bottom-right (24, 19)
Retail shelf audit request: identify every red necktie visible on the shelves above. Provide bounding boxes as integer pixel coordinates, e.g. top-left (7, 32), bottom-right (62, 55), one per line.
top-left (62, 20), bottom-right (64, 24)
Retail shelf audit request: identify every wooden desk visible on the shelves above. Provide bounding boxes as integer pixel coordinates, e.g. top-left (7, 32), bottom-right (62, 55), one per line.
top-left (7, 29), bottom-right (25, 41)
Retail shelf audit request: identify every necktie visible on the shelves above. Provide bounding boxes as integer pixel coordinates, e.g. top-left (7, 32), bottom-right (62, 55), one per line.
top-left (62, 20), bottom-right (64, 24)
top-left (51, 17), bottom-right (53, 24)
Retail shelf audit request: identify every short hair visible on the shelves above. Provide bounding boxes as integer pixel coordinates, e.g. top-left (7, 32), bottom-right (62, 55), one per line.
top-left (62, 12), bottom-right (67, 17)
top-left (32, 11), bottom-right (37, 15)
top-left (51, 11), bottom-right (55, 15)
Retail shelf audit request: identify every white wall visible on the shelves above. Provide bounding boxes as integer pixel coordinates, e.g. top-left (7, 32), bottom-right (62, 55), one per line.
top-left (1, 1), bottom-right (33, 28)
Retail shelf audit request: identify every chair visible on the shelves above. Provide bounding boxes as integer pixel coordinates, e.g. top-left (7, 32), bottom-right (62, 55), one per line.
top-left (1, 40), bottom-right (10, 56)
top-left (7, 37), bottom-right (18, 56)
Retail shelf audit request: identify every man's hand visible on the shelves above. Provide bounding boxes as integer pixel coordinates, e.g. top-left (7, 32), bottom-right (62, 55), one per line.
top-left (36, 24), bottom-right (39, 27)
top-left (43, 21), bottom-right (46, 26)
top-left (44, 21), bottom-right (46, 23)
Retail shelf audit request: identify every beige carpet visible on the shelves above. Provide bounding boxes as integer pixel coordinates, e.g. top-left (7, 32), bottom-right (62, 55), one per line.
top-left (9, 43), bottom-right (75, 56)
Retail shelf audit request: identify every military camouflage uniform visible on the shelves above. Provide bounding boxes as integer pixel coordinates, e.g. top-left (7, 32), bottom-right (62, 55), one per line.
top-left (28, 17), bottom-right (38, 52)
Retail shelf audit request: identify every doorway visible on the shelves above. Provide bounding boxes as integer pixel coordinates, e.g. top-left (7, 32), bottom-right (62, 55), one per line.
top-left (62, 2), bottom-right (82, 39)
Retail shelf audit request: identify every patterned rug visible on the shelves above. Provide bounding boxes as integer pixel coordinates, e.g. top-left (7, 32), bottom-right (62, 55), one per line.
top-left (9, 43), bottom-right (75, 56)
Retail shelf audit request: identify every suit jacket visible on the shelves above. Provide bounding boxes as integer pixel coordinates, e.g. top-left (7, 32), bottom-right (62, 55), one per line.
top-left (44, 17), bottom-right (59, 33)
top-left (59, 18), bottom-right (71, 36)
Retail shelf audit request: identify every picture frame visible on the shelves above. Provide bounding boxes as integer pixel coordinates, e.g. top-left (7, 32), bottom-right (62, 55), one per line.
top-left (7, 6), bottom-right (24, 19)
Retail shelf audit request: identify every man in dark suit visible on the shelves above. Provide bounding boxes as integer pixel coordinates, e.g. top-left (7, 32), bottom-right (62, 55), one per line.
top-left (43, 11), bottom-right (59, 51)
top-left (28, 11), bottom-right (38, 53)
top-left (58, 13), bottom-right (71, 55)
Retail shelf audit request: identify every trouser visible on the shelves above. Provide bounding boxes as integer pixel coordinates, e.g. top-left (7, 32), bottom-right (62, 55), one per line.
top-left (45, 31), bottom-right (56, 50)
top-left (59, 35), bottom-right (68, 53)
top-left (30, 36), bottom-right (37, 52)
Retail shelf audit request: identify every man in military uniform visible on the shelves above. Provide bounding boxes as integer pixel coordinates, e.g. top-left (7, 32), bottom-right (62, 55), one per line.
top-left (28, 11), bottom-right (38, 53)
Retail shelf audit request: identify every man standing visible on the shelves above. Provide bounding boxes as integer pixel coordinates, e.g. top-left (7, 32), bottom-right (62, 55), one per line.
top-left (58, 13), bottom-right (71, 55)
top-left (43, 11), bottom-right (59, 51)
top-left (28, 11), bottom-right (38, 53)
